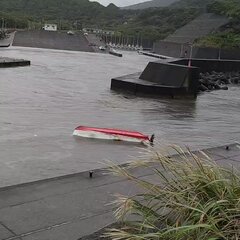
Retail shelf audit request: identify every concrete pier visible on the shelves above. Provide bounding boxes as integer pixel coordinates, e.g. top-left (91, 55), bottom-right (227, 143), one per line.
top-left (0, 57), bottom-right (30, 68)
top-left (111, 58), bottom-right (240, 98)
top-left (0, 144), bottom-right (239, 240)
top-left (111, 59), bottom-right (199, 98)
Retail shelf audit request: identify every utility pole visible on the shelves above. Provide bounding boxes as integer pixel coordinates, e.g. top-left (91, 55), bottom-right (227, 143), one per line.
top-left (188, 44), bottom-right (193, 67)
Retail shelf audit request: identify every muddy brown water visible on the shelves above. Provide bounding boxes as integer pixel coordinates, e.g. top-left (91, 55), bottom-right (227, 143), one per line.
top-left (0, 47), bottom-right (239, 187)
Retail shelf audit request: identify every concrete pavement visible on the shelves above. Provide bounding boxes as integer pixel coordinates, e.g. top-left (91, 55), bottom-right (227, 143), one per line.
top-left (0, 143), bottom-right (239, 240)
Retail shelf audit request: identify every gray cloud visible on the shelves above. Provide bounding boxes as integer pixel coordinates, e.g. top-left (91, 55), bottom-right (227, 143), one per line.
top-left (90, 0), bottom-right (147, 7)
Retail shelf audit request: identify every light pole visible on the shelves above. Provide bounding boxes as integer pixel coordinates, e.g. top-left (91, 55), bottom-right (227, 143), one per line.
top-left (218, 48), bottom-right (221, 60)
top-left (188, 44), bottom-right (193, 67)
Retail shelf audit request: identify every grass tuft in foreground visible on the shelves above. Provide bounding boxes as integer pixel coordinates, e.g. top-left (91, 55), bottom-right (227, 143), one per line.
top-left (105, 145), bottom-right (240, 240)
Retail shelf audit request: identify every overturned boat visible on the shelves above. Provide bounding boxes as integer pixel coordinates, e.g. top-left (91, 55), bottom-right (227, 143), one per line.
top-left (109, 48), bottom-right (122, 57)
top-left (73, 126), bottom-right (154, 144)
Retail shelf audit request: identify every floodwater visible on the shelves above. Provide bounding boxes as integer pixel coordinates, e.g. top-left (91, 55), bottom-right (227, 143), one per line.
top-left (0, 47), bottom-right (239, 187)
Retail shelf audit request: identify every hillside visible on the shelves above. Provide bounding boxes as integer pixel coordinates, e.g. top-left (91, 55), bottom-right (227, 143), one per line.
top-left (122, 0), bottom-right (178, 10)
top-left (0, 0), bottom-right (113, 20)
top-left (170, 0), bottom-right (216, 9)
top-left (195, 0), bottom-right (240, 49)
top-left (0, 0), bottom-right (214, 43)
top-left (164, 13), bottom-right (229, 44)
top-left (122, 0), bottom-right (216, 10)
top-left (0, 0), bottom-right (126, 31)
top-left (116, 7), bottom-right (200, 41)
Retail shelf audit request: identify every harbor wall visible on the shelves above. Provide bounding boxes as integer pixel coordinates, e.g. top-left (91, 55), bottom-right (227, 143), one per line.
top-left (13, 30), bottom-right (94, 52)
top-left (174, 59), bottom-right (240, 73)
top-left (153, 41), bottom-right (240, 60)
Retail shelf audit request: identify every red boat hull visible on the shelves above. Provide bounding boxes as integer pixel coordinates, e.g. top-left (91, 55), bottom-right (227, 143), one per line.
top-left (73, 126), bottom-right (150, 143)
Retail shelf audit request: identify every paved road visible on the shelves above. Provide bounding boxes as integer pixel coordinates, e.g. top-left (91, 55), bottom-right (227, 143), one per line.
top-left (0, 144), bottom-right (239, 240)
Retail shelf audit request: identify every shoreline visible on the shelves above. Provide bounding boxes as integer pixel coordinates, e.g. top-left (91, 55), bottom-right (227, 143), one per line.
top-left (0, 143), bottom-right (239, 239)
top-left (0, 142), bottom-right (237, 192)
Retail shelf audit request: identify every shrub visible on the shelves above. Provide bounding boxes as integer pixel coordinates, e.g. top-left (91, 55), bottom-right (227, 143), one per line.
top-left (105, 145), bottom-right (240, 240)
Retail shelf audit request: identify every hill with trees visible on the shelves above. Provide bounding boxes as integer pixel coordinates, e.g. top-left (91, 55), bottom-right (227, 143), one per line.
top-left (195, 0), bottom-right (240, 49)
top-left (0, 0), bottom-right (201, 43)
top-left (3, 0), bottom-right (237, 48)
top-left (0, 0), bottom-right (105, 20)
top-left (170, 0), bottom-right (216, 9)
top-left (122, 0), bottom-right (178, 10)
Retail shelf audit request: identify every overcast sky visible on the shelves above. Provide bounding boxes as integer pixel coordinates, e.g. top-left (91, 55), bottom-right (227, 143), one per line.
top-left (90, 0), bottom-right (147, 7)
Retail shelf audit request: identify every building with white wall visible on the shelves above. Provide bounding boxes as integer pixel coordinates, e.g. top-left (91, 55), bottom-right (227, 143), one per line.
top-left (43, 24), bottom-right (57, 31)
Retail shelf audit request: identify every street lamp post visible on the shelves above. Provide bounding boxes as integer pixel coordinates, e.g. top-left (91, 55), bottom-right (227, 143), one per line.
top-left (218, 48), bottom-right (221, 60)
top-left (188, 44), bottom-right (193, 67)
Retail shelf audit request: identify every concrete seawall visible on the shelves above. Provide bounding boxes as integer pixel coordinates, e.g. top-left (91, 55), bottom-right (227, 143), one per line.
top-left (0, 57), bottom-right (30, 67)
top-left (13, 30), bottom-right (94, 52)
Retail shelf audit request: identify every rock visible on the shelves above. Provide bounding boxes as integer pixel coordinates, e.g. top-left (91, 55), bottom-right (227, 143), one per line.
top-left (232, 77), bottom-right (239, 84)
top-left (213, 84), bottom-right (221, 90)
top-left (198, 71), bottom-right (239, 93)
top-left (220, 86), bottom-right (228, 90)
top-left (199, 71), bottom-right (240, 91)
top-left (199, 84), bottom-right (208, 91)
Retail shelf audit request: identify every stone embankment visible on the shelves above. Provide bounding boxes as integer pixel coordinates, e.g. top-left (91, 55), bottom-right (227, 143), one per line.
top-left (199, 71), bottom-right (240, 92)
top-left (13, 30), bottom-right (94, 52)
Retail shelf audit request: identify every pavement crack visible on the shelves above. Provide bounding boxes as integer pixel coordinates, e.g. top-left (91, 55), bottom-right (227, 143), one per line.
top-left (0, 171), bottom-right (155, 211)
top-left (4, 208), bottom-right (113, 240)
top-left (0, 220), bottom-right (23, 240)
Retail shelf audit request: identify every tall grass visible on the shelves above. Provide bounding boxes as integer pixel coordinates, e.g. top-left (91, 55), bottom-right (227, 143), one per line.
top-left (105, 145), bottom-right (240, 240)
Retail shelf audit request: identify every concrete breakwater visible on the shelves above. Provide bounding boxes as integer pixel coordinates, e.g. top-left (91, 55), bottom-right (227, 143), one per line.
top-left (0, 57), bottom-right (30, 67)
top-left (199, 71), bottom-right (240, 92)
top-left (111, 58), bottom-right (240, 99)
top-left (13, 30), bottom-right (94, 52)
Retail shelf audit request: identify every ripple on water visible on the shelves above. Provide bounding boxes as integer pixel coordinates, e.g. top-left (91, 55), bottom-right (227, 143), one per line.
top-left (0, 47), bottom-right (239, 186)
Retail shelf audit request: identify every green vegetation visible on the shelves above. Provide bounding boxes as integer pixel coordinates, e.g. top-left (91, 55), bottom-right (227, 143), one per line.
top-left (171, 0), bottom-right (215, 9)
top-left (0, 0), bottom-right (200, 42)
top-left (122, 0), bottom-right (178, 10)
top-left (195, 32), bottom-right (240, 49)
top-left (106, 145), bottom-right (240, 240)
top-left (0, 0), bottom-right (105, 20)
top-left (115, 8), bottom-right (200, 41)
top-left (195, 0), bottom-right (240, 49)
top-left (0, 12), bottom-right (30, 29)
top-left (207, 0), bottom-right (240, 20)
top-left (1, 0), bottom-right (239, 48)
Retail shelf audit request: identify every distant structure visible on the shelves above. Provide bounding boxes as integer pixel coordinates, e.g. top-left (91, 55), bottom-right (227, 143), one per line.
top-left (163, 13), bottom-right (229, 44)
top-left (82, 28), bottom-right (114, 35)
top-left (43, 24), bottom-right (57, 31)
top-left (153, 13), bottom-right (232, 59)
